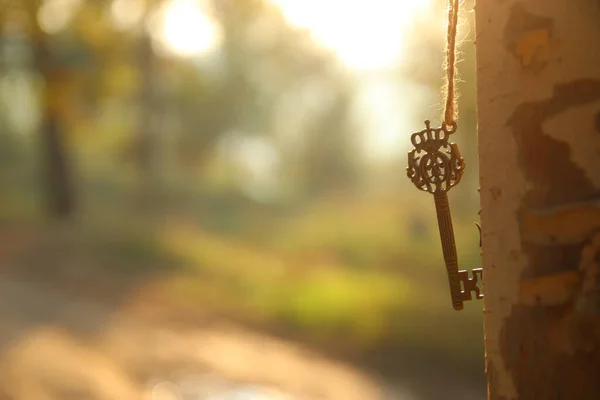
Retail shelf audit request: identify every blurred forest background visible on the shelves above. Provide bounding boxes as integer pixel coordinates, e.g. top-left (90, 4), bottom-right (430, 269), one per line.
top-left (0, 0), bottom-right (484, 399)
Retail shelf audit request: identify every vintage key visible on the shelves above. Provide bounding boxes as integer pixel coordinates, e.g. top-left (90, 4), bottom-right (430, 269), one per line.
top-left (406, 120), bottom-right (482, 310)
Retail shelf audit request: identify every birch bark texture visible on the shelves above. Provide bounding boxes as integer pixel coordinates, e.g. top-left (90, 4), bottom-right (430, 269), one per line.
top-left (475, 0), bottom-right (600, 399)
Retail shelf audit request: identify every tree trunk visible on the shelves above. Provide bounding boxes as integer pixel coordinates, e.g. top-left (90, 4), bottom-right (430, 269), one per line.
top-left (476, 0), bottom-right (600, 399)
top-left (133, 30), bottom-right (162, 209)
top-left (35, 36), bottom-right (75, 220)
top-left (39, 112), bottom-right (74, 219)
top-left (136, 32), bottom-right (158, 180)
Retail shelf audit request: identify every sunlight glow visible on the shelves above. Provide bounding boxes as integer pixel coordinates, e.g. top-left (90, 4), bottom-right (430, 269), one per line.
top-left (157, 0), bottom-right (221, 57)
top-left (356, 78), bottom-right (435, 160)
top-left (38, 0), bottom-right (81, 34)
top-left (270, 0), bottom-right (431, 70)
top-left (109, 0), bottom-right (145, 31)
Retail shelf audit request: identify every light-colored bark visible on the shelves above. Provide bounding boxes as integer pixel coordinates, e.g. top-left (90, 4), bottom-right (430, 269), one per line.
top-left (476, 0), bottom-right (600, 399)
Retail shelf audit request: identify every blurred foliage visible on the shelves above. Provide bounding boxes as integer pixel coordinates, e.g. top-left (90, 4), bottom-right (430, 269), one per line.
top-left (0, 0), bottom-right (483, 379)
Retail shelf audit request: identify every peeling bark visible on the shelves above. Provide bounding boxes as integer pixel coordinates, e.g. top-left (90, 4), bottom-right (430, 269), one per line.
top-left (476, 0), bottom-right (600, 399)
top-left (521, 201), bottom-right (600, 246)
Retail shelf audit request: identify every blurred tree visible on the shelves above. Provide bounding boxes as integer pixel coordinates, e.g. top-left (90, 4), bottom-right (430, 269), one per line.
top-left (21, 0), bottom-right (87, 219)
top-left (3, 0), bottom-right (364, 214)
top-left (14, 0), bottom-right (142, 218)
top-left (133, 1), bottom-right (166, 207)
top-left (173, 62), bottom-right (230, 171)
top-left (170, 0), bottom-right (357, 199)
top-left (301, 79), bottom-right (364, 196)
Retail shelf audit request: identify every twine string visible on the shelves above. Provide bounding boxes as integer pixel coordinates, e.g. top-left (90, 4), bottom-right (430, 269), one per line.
top-left (443, 0), bottom-right (460, 132)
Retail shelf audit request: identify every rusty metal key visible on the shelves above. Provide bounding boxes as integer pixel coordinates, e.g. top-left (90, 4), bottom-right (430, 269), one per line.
top-left (406, 121), bottom-right (482, 310)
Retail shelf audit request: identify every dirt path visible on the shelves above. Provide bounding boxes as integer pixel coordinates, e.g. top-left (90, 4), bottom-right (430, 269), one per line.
top-left (0, 274), bottom-right (389, 400)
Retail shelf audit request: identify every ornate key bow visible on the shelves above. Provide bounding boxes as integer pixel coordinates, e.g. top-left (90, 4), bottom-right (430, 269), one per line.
top-left (407, 121), bottom-right (482, 310)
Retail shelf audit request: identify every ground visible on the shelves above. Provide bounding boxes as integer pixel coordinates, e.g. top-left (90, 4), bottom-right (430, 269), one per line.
top-left (0, 224), bottom-right (485, 400)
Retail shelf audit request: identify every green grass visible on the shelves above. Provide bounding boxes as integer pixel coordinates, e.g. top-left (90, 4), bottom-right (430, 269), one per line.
top-left (150, 193), bottom-right (483, 357)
